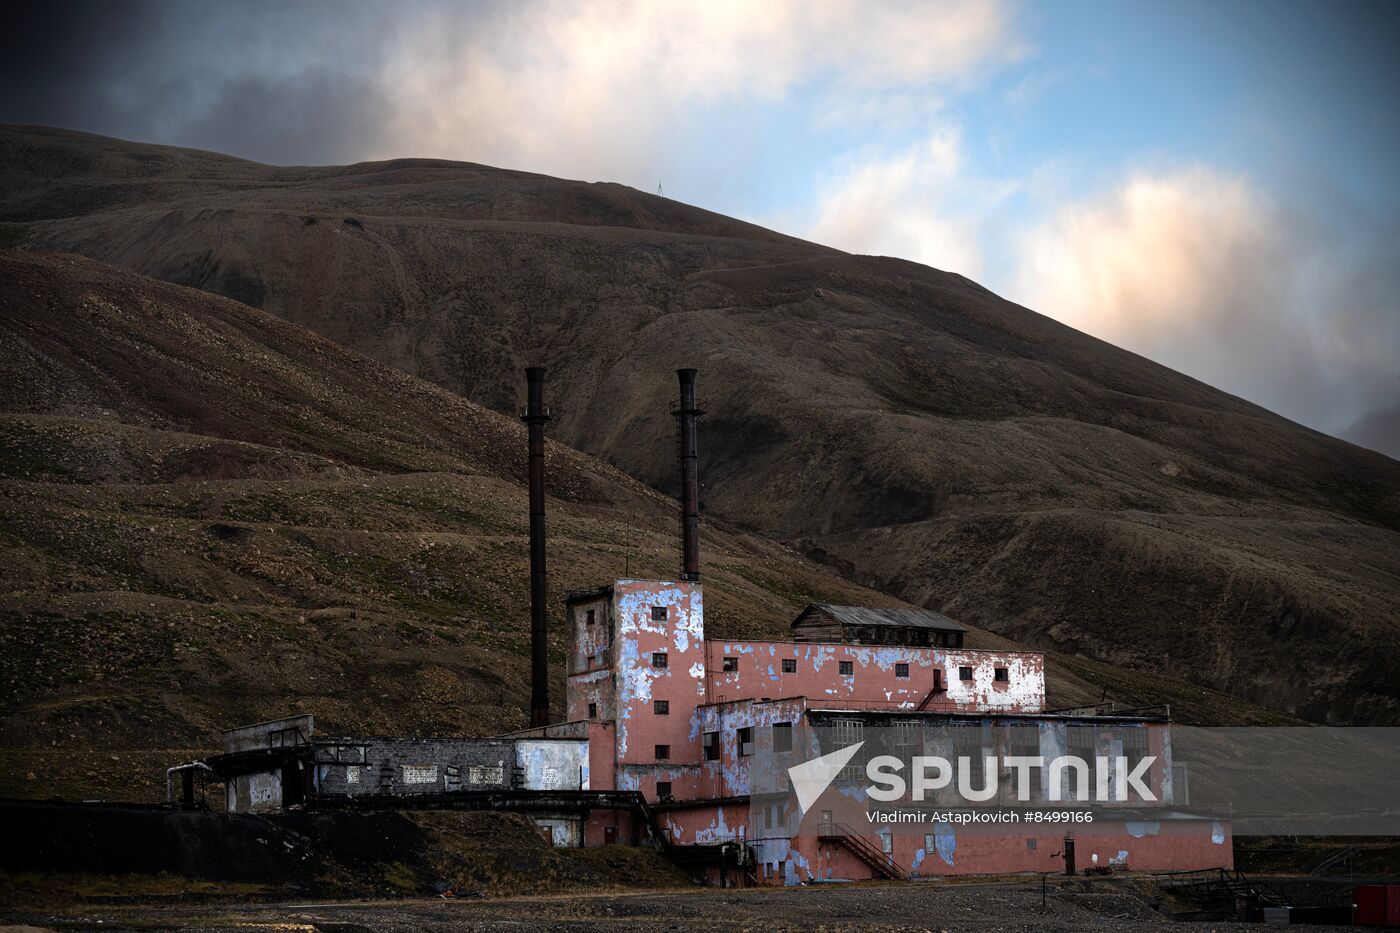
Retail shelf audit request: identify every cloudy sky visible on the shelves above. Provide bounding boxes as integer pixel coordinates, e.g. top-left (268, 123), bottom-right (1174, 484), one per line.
top-left (5, 0), bottom-right (1399, 455)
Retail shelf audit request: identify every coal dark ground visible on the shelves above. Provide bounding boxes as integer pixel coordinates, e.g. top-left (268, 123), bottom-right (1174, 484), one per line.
top-left (0, 878), bottom-right (1356, 932)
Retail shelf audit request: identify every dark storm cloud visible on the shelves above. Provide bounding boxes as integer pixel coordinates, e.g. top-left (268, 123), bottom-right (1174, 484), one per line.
top-left (0, 0), bottom-right (402, 165)
top-left (0, 1), bottom-right (162, 136)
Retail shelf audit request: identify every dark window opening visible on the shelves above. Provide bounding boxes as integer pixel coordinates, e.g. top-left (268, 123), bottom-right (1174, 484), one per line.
top-left (655, 744), bottom-right (670, 761)
top-left (959, 665), bottom-right (974, 681)
top-left (895, 662), bottom-right (910, 678)
top-left (781, 658), bottom-right (797, 673)
top-left (652, 651), bottom-right (668, 668)
top-left (585, 609), bottom-right (595, 626)
top-left (737, 727), bottom-right (754, 757)
top-left (654, 700), bottom-right (669, 715)
top-left (657, 780), bottom-right (673, 800)
top-left (994, 667), bottom-right (1009, 682)
top-left (703, 731), bottom-right (720, 760)
top-left (651, 606), bottom-right (668, 621)
top-left (722, 657), bottom-right (739, 672)
top-left (839, 660), bottom-right (854, 676)
top-left (587, 702), bottom-right (597, 718)
top-left (772, 722), bottom-right (793, 753)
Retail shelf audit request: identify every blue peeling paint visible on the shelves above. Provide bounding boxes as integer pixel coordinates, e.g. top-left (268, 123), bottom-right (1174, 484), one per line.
top-left (1211, 821), bottom-right (1225, 844)
top-left (935, 822), bottom-right (956, 866)
top-left (1126, 820), bottom-right (1160, 838)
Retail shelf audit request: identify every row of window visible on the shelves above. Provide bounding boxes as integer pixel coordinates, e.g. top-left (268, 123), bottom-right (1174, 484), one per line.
top-left (657, 653), bottom-right (1010, 682)
top-left (583, 605), bottom-right (670, 627)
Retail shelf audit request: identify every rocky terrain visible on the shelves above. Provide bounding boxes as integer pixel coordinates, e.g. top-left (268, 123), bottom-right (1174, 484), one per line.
top-left (0, 874), bottom-right (1356, 932)
top-left (2, 124), bottom-right (1397, 729)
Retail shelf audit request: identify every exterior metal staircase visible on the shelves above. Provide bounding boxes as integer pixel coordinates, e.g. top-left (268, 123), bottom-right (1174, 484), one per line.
top-left (819, 821), bottom-right (905, 880)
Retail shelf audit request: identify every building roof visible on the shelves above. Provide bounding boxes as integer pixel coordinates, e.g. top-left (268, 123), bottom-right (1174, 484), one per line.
top-left (794, 604), bottom-right (969, 633)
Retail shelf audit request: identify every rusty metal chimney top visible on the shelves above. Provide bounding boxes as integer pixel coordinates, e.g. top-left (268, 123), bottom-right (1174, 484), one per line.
top-left (673, 368), bottom-right (702, 582)
top-left (522, 367), bottom-right (551, 727)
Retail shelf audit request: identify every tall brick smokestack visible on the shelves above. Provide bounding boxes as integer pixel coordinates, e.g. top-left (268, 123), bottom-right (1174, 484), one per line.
top-left (522, 367), bottom-right (551, 727)
top-left (675, 368), bottom-right (702, 581)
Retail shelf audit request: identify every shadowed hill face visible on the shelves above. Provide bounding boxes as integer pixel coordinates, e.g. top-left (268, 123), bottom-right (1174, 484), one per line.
top-left (3, 124), bottom-right (1398, 725)
top-left (0, 252), bottom-right (1296, 804)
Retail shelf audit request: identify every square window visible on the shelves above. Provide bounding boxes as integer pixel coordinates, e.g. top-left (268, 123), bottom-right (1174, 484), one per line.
top-left (959, 665), bottom-right (974, 681)
top-left (652, 651), bottom-right (668, 668)
top-left (1026, 838), bottom-right (1037, 850)
top-left (585, 609), bottom-right (595, 626)
top-left (651, 606), bottom-right (668, 621)
top-left (839, 660), bottom-right (854, 676)
top-left (737, 727), bottom-right (753, 757)
top-left (895, 662), bottom-right (910, 678)
top-left (655, 744), bottom-right (670, 760)
top-left (772, 722), bottom-right (793, 753)
top-left (587, 702), bottom-right (597, 718)
top-left (703, 731), bottom-right (720, 761)
top-left (657, 780), bottom-right (673, 800)
top-left (994, 667), bottom-right (1009, 682)
top-left (722, 657), bottom-right (739, 672)
top-left (654, 700), bottom-right (669, 715)
top-left (781, 658), bottom-right (797, 673)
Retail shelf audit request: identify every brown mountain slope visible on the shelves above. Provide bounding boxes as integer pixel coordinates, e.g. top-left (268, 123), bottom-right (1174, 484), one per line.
top-left (4, 251), bottom-right (1298, 802)
top-left (3, 125), bottom-right (1397, 725)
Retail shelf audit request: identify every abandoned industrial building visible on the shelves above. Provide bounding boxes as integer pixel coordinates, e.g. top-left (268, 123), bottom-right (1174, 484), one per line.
top-left (168, 368), bottom-right (1233, 884)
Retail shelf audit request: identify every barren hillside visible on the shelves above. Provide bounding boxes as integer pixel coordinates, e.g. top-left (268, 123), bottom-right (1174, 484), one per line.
top-left (3, 124), bottom-right (1397, 725)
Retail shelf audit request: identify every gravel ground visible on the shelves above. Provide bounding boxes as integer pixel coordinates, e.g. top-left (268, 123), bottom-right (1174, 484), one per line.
top-left (0, 878), bottom-right (1355, 932)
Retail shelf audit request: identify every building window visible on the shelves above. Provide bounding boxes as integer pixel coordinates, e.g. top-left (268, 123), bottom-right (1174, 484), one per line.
top-left (657, 781), bottom-right (673, 800)
top-left (722, 656), bottom-right (739, 672)
top-left (403, 764), bottom-right (438, 784)
top-left (1026, 838), bottom-right (1037, 850)
top-left (833, 718), bottom-right (864, 780)
top-left (839, 660), bottom-right (854, 676)
top-left (959, 665), bottom-right (973, 681)
top-left (1122, 728), bottom-right (1152, 800)
top-left (781, 658), bottom-right (797, 673)
top-left (895, 662), bottom-right (909, 678)
top-left (652, 651), bottom-right (668, 668)
top-left (772, 722), bottom-right (793, 753)
top-left (994, 667), bottom-right (1009, 682)
top-left (588, 702), bottom-right (597, 718)
top-left (651, 606), bottom-right (668, 621)
top-left (703, 731), bottom-right (720, 761)
top-left (737, 727), bottom-right (754, 757)
top-left (655, 744), bottom-right (670, 761)
top-left (654, 700), bottom-right (670, 715)
top-left (585, 609), bottom-right (595, 626)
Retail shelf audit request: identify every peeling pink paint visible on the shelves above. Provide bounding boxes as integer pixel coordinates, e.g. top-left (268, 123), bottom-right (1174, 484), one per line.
top-left (565, 579), bottom-right (1229, 881)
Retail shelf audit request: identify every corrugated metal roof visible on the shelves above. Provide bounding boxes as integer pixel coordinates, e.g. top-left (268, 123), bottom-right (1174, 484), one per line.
top-left (797, 604), bottom-right (969, 632)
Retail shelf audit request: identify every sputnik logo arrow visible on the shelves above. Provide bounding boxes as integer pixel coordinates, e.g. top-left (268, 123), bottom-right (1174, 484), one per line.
top-left (787, 741), bottom-right (864, 813)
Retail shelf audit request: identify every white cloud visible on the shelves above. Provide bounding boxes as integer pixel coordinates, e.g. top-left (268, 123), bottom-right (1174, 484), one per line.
top-left (1011, 167), bottom-right (1400, 437)
top-left (803, 128), bottom-right (1011, 278)
top-left (376, 0), bottom-right (1016, 185)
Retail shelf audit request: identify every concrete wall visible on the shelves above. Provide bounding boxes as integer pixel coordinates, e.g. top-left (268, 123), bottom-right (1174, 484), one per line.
top-left (312, 737), bottom-right (514, 796)
top-left (227, 769), bottom-right (283, 813)
top-left (516, 739), bottom-right (589, 790)
top-left (223, 715), bottom-right (314, 753)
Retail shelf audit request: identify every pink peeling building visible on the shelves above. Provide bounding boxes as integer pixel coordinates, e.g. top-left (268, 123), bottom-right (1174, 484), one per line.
top-left (564, 578), bottom-right (1232, 883)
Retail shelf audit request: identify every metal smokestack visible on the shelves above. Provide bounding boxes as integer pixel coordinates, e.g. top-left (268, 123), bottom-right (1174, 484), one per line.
top-left (522, 367), bottom-right (551, 727)
top-left (674, 368), bottom-right (702, 581)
